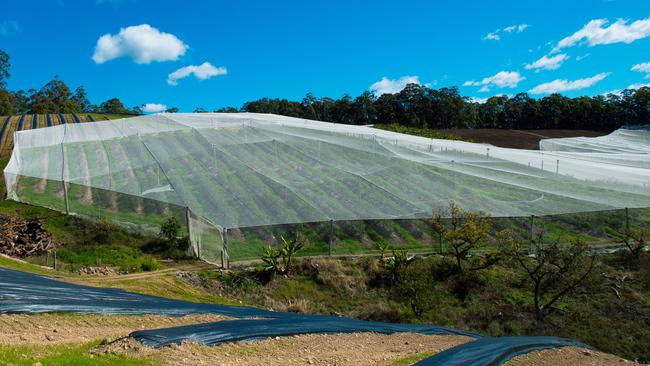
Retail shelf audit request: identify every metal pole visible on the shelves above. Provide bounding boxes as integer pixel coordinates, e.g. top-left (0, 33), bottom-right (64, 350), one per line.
top-left (186, 207), bottom-right (196, 258)
top-left (60, 142), bottom-right (69, 214)
top-left (53, 250), bottom-right (57, 270)
top-left (328, 219), bottom-right (334, 256)
top-left (439, 232), bottom-right (444, 254)
top-left (529, 215), bottom-right (535, 254)
top-left (556, 159), bottom-right (559, 174)
top-left (223, 227), bottom-right (229, 269)
top-left (625, 207), bottom-right (630, 234)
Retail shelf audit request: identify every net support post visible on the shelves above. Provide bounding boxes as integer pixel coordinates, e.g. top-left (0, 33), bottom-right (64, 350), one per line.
top-left (625, 207), bottom-right (629, 234)
top-left (222, 227), bottom-right (229, 269)
top-left (529, 215), bottom-right (535, 255)
top-left (328, 219), bottom-right (334, 256)
top-left (60, 141), bottom-right (69, 215)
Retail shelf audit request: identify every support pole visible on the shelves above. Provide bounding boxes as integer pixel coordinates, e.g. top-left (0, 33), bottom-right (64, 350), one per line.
top-left (60, 142), bottom-right (69, 214)
top-left (223, 227), bottom-right (229, 269)
top-left (625, 207), bottom-right (630, 234)
top-left (328, 219), bottom-right (334, 256)
top-left (439, 232), bottom-right (444, 254)
top-left (186, 207), bottom-right (196, 258)
top-left (53, 250), bottom-right (57, 270)
top-left (529, 215), bottom-right (535, 254)
top-left (556, 159), bottom-right (560, 174)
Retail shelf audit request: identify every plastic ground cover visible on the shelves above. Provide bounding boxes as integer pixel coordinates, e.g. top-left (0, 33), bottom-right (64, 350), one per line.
top-left (0, 267), bottom-right (596, 365)
top-left (0, 267), bottom-right (275, 317)
top-left (414, 336), bottom-right (591, 366)
top-left (130, 315), bottom-right (479, 347)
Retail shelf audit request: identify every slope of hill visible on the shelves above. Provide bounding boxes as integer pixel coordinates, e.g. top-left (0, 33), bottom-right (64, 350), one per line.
top-left (0, 113), bottom-right (128, 159)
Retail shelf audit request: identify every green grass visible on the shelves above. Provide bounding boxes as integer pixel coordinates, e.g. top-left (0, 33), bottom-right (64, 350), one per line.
top-left (387, 350), bottom-right (439, 366)
top-left (0, 341), bottom-right (155, 366)
top-left (374, 124), bottom-right (470, 141)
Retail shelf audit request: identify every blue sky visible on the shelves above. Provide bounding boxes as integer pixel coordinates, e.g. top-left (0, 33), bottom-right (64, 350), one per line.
top-left (1, 0), bottom-right (650, 112)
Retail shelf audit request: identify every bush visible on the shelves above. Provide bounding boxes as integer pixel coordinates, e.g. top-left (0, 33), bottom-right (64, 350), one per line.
top-left (395, 258), bottom-right (438, 317)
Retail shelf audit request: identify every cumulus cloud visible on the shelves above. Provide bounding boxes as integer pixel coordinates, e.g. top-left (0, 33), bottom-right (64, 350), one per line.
top-left (369, 75), bottom-right (421, 95)
top-left (463, 71), bottom-right (524, 92)
top-left (167, 62), bottom-right (227, 86)
top-left (142, 103), bottom-right (167, 113)
top-left (552, 17), bottom-right (650, 53)
top-left (0, 20), bottom-right (19, 37)
top-left (529, 72), bottom-right (609, 94)
top-left (92, 24), bottom-right (188, 64)
top-left (525, 54), bottom-right (569, 71)
top-left (483, 24), bottom-right (529, 41)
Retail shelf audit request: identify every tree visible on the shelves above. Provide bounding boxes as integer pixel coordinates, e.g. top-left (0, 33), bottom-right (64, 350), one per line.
top-left (0, 49), bottom-right (9, 90)
top-left (165, 107), bottom-right (179, 113)
top-left (431, 202), bottom-right (506, 274)
top-left (606, 225), bottom-right (647, 262)
top-left (0, 90), bottom-right (13, 115)
top-left (71, 86), bottom-right (91, 112)
top-left (99, 98), bottom-right (129, 114)
top-left (509, 237), bottom-right (596, 321)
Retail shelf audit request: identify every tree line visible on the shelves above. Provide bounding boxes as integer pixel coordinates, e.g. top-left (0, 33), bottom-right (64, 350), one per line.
top-left (2, 48), bottom-right (649, 130)
top-left (0, 49), bottom-right (140, 116)
top-left (236, 85), bottom-right (650, 131)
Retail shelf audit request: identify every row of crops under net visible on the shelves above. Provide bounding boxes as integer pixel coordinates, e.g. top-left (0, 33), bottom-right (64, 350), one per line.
top-left (3, 113), bottom-right (650, 265)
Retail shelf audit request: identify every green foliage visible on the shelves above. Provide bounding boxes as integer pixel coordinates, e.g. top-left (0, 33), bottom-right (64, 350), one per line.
top-left (375, 124), bottom-right (468, 141)
top-left (56, 244), bottom-right (160, 273)
top-left (432, 202), bottom-right (506, 274)
top-left (509, 236), bottom-right (596, 321)
top-left (260, 233), bottom-right (307, 276)
top-left (0, 49), bottom-right (9, 90)
top-left (395, 258), bottom-right (438, 317)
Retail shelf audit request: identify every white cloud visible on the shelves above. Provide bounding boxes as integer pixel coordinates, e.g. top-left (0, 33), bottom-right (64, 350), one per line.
top-left (552, 17), bottom-right (650, 53)
top-left (463, 71), bottom-right (524, 92)
top-left (167, 62), bottom-right (227, 86)
top-left (529, 72), bottom-right (609, 94)
top-left (142, 103), bottom-right (167, 113)
top-left (627, 82), bottom-right (650, 90)
top-left (483, 24), bottom-right (529, 41)
top-left (0, 20), bottom-right (19, 37)
top-left (631, 62), bottom-right (650, 79)
top-left (483, 32), bottom-right (500, 41)
top-left (92, 24), bottom-right (188, 64)
top-left (575, 53), bottom-right (590, 61)
top-left (631, 62), bottom-right (650, 73)
top-left (525, 54), bottom-right (569, 71)
top-left (369, 75), bottom-right (421, 95)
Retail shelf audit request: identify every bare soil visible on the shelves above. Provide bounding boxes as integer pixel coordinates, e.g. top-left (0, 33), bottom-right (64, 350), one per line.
top-left (504, 346), bottom-right (642, 366)
top-left (0, 313), bottom-right (229, 345)
top-left (96, 332), bottom-right (473, 366)
top-left (434, 129), bottom-right (605, 149)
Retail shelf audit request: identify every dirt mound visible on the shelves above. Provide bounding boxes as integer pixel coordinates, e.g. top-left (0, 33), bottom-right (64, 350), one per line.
top-left (0, 215), bottom-right (55, 257)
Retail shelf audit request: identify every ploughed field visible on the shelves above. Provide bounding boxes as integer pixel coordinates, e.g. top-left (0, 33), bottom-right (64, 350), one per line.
top-left (432, 128), bottom-right (606, 149)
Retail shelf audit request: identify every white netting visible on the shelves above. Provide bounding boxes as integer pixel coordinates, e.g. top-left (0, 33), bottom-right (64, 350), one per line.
top-left (4, 113), bottom-right (650, 259)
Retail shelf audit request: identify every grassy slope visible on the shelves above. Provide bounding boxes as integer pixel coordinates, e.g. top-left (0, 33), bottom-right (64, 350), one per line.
top-left (0, 341), bottom-right (155, 366)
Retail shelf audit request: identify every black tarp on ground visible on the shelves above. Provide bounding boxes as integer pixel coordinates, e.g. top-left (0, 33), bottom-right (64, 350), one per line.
top-left (131, 315), bottom-right (478, 347)
top-left (414, 336), bottom-right (591, 366)
top-left (0, 266), bottom-right (595, 366)
top-left (0, 267), bottom-right (275, 317)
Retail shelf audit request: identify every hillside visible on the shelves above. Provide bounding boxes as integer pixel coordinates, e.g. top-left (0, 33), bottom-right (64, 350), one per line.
top-left (0, 113), bottom-right (129, 160)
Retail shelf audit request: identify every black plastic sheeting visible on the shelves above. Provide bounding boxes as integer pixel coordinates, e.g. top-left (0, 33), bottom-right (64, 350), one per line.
top-left (0, 267), bottom-right (276, 318)
top-left (131, 315), bottom-right (477, 347)
top-left (414, 336), bottom-right (591, 366)
top-left (0, 267), bottom-right (593, 366)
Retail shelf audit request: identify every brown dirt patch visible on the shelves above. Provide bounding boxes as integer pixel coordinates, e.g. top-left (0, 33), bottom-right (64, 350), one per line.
top-left (504, 346), bottom-right (641, 366)
top-left (98, 332), bottom-right (472, 366)
top-left (0, 313), bottom-right (229, 345)
top-left (434, 129), bottom-right (605, 150)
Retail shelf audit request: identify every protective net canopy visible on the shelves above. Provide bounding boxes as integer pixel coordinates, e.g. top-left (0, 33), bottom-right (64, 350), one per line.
top-left (4, 113), bottom-right (650, 263)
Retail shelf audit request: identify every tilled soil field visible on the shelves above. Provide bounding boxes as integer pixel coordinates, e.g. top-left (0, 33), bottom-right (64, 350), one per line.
top-left (433, 129), bottom-right (605, 149)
